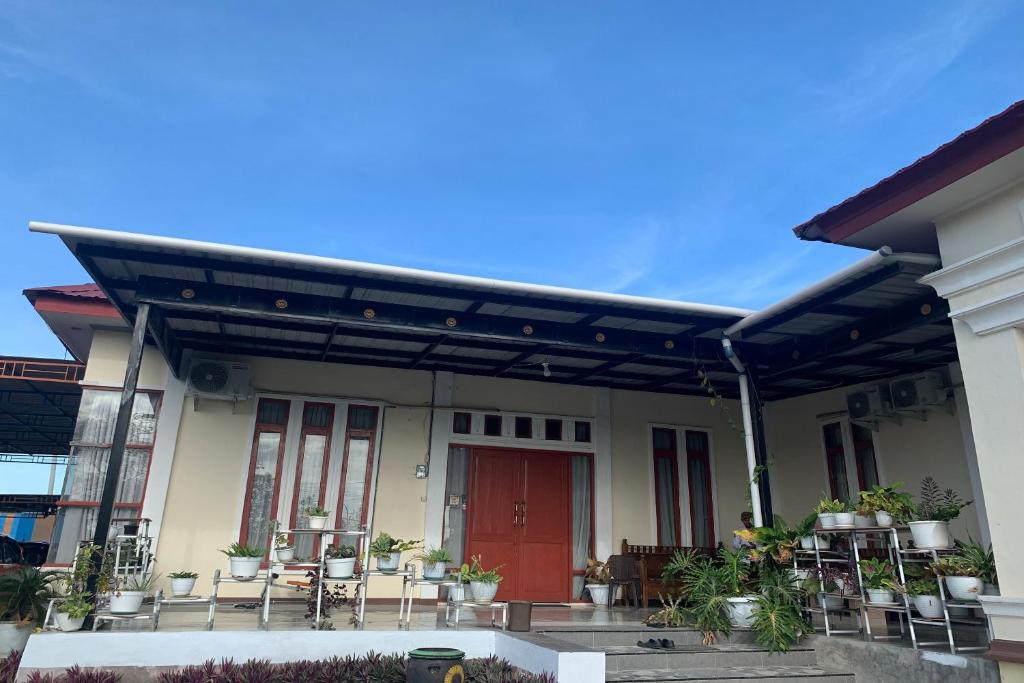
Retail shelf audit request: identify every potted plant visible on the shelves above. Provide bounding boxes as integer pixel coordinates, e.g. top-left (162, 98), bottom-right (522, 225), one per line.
top-left (368, 532), bottom-right (421, 572)
top-left (858, 483), bottom-right (914, 527)
top-left (168, 571), bottom-right (199, 597)
top-left (220, 542), bottom-right (266, 579)
top-left (414, 547), bottom-right (453, 580)
top-left (272, 527), bottom-right (295, 563)
top-left (53, 590), bottom-right (91, 632)
top-left (305, 505), bottom-right (331, 530)
top-left (109, 573), bottom-right (158, 615)
top-left (853, 502), bottom-right (876, 528)
top-left (815, 498), bottom-right (847, 529)
top-left (0, 567), bottom-right (59, 652)
top-left (903, 575), bottom-right (944, 619)
top-left (583, 558), bottom-right (610, 606)
top-left (794, 513), bottom-right (826, 550)
top-left (459, 555), bottom-right (503, 604)
top-left (957, 537), bottom-right (997, 595)
top-left (719, 547), bottom-right (758, 626)
top-left (932, 555), bottom-right (984, 602)
top-left (325, 544), bottom-right (358, 579)
top-left (857, 558), bottom-right (899, 604)
top-left (804, 565), bottom-right (850, 611)
top-left (909, 477), bottom-right (971, 549)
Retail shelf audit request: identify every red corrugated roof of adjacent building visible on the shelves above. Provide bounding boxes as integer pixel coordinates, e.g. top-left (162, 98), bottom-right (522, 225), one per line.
top-left (793, 99), bottom-right (1024, 243)
top-left (23, 283), bottom-right (107, 300)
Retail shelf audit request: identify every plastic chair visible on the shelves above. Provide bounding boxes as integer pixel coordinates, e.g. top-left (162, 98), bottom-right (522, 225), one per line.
top-left (606, 554), bottom-right (641, 608)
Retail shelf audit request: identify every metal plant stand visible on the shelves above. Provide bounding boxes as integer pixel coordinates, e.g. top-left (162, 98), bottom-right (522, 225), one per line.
top-left (809, 525), bottom-right (992, 654)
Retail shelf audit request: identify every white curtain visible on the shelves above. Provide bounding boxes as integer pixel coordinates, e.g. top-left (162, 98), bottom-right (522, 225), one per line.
top-left (571, 455), bottom-right (592, 599)
top-left (654, 457), bottom-right (678, 546)
top-left (443, 447), bottom-right (469, 566)
top-left (686, 431), bottom-right (712, 547)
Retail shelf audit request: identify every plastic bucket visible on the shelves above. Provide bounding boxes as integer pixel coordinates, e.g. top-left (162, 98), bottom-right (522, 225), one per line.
top-left (406, 648), bottom-right (465, 683)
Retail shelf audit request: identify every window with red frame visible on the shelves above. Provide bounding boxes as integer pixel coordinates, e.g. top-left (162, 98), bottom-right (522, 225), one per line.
top-left (684, 430), bottom-right (715, 548)
top-left (337, 405), bottom-right (379, 532)
top-left (289, 403), bottom-right (335, 557)
top-left (822, 422), bottom-right (851, 503)
top-left (48, 388), bottom-right (162, 564)
top-left (240, 398), bottom-right (291, 548)
top-left (851, 423), bottom-right (880, 490)
top-left (652, 427), bottom-right (680, 546)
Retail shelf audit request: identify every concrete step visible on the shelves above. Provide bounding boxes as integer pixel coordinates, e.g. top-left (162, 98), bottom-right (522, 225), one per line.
top-left (606, 665), bottom-right (855, 682)
top-left (602, 643), bottom-right (818, 672)
top-left (540, 627), bottom-right (758, 648)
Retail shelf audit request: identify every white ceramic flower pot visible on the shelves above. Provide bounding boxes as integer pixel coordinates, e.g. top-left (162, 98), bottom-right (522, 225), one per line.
top-left (875, 511), bottom-right (894, 526)
top-left (818, 513), bottom-right (837, 529)
top-left (854, 514), bottom-right (876, 528)
top-left (423, 561), bottom-right (447, 580)
top-left (909, 521), bottom-right (952, 549)
top-left (376, 551), bottom-right (401, 571)
top-left (725, 595), bottom-right (757, 627)
top-left (326, 557), bottom-right (357, 579)
top-left (229, 556), bottom-right (263, 579)
top-left (912, 595), bottom-right (944, 619)
top-left (171, 577), bottom-right (197, 597)
top-left (800, 536), bottom-right (815, 550)
top-left (54, 613), bottom-right (86, 632)
top-left (274, 547), bottom-right (295, 562)
top-left (448, 583), bottom-right (466, 602)
top-left (587, 584), bottom-right (610, 606)
top-left (470, 580), bottom-right (499, 604)
top-left (0, 622), bottom-right (31, 653)
top-left (866, 588), bottom-right (895, 604)
top-left (109, 590), bottom-right (146, 614)
top-left (945, 576), bottom-right (984, 601)
top-left (307, 515), bottom-right (329, 530)
top-left (833, 512), bottom-right (855, 527)
top-left (819, 594), bottom-right (844, 610)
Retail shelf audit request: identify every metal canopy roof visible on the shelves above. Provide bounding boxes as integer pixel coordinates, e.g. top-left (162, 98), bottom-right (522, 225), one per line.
top-left (0, 357), bottom-right (83, 456)
top-left (32, 223), bottom-right (957, 401)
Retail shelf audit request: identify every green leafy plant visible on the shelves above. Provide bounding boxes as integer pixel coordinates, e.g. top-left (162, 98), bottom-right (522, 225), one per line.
top-left (815, 498), bottom-right (848, 514)
top-left (915, 477), bottom-right (971, 522)
top-left (678, 554), bottom-right (735, 644)
top-left (858, 483), bottom-right (915, 522)
top-left (368, 532), bottom-right (422, 559)
top-left (304, 505), bottom-right (330, 517)
top-left (325, 544), bottom-right (357, 559)
top-left (747, 515), bottom-right (803, 564)
top-left (55, 590), bottom-right (93, 619)
top-left (661, 548), bottom-right (703, 583)
top-left (168, 571), bottom-right (199, 579)
top-left (642, 593), bottom-right (687, 628)
top-left (114, 573), bottom-right (159, 595)
top-left (931, 555), bottom-right (983, 578)
top-left (219, 542), bottom-right (266, 558)
top-left (0, 567), bottom-right (61, 624)
top-left (793, 512), bottom-right (819, 538)
top-left (903, 577), bottom-right (939, 597)
top-left (857, 558), bottom-right (899, 591)
top-left (751, 564), bottom-right (811, 652)
top-left (583, 558), bottom-right (610, 585)
top-left (414, 547), bottom-right (453, 565)
top-left (459, 555), bottom-right (503, 583)
top-left (803, 565), bottom-right (851, 596)
top-left (956, 537), bottom-right (996, 585)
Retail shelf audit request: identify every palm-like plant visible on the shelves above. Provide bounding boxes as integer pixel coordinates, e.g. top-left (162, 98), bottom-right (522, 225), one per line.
top-left (956, 537), bottom-right (996, 585)
top-left (751, 564), bottom-right (811, 652)
top-left (0, 567), bottom-right (61, 624)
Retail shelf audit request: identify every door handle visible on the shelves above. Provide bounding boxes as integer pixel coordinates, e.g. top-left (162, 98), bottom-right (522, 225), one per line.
top-left (520, 500), bottom-right (526, 528)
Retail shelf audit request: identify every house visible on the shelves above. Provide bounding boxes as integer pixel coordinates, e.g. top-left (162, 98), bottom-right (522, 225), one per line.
top-left (18, 98), bottom-right (1024, 678)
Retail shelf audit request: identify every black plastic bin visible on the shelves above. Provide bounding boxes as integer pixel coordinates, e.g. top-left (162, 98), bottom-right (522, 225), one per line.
top-left (508, 600), bottom-right (533, 632)
top-left (406, 648), bottom-right (465, 683)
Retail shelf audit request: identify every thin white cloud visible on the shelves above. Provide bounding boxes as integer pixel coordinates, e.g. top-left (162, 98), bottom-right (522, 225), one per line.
top-left (822, 0), bottom-right (1010, 122)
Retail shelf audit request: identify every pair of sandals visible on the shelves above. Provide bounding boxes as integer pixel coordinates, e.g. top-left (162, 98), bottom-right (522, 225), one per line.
top-left (637, 638), bottom-right (676, 650)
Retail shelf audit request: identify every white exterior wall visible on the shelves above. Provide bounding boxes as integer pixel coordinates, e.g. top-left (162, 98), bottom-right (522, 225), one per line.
top-left (765, 376), bottom-right (982, 542)
top-left (78, 330), bottom-right (978, 602)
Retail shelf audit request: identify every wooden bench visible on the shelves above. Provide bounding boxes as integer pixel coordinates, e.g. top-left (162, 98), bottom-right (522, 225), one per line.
top-left (621, 539), bottom-right (717, 606)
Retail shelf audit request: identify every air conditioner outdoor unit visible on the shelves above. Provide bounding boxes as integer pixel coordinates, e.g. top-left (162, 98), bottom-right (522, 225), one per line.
top-left (846, 384), bottom-right (895, 421)
top-left (890, 371), bottom-right (950, 411)
top-left (186, 359), bottom-right (251, 402)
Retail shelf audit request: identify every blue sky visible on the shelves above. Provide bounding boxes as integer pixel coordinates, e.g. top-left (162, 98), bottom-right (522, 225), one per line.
top-left (1, 2), bottom-right (1022, 491)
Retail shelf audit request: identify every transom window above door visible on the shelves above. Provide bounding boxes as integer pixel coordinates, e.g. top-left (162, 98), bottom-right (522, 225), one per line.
top-left (240, 395), bottom-right (381, 560)
top-left (448, 410), bottom-right (594, 450)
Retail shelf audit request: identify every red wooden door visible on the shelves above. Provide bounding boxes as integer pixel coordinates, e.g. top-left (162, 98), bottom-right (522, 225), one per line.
top-left (465, 449), bottom-right (521, 601)
top-left (518, 453), bottom-right (571, 602)
top-left (465, 448), bottom-right (571, 602)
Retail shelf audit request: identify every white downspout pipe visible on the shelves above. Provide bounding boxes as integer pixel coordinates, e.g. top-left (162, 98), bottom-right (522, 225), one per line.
top-left (722, 337), bottom-right (763, 528)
